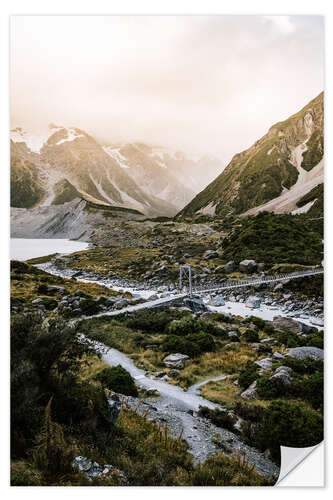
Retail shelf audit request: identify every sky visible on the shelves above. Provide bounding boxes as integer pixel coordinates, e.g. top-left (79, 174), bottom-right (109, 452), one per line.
top-left (11, 15), bottom-right (324, 163)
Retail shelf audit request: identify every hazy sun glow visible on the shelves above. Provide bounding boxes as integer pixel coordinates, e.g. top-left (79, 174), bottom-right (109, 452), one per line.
top-left (11, 15), bottom-right (324, 163)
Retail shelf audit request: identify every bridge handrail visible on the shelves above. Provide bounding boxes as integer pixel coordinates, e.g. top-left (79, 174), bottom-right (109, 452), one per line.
top-left (191, 268), bottom-right (323, 294)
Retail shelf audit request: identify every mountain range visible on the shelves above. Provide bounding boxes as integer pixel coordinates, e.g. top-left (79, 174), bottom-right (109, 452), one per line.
top-left (11, 92), bottom-right (324, 229)
top-left (10, 126), bottom-right (223, 217)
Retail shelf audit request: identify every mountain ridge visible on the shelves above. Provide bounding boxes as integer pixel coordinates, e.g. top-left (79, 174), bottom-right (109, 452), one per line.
top-left (177, 92), bottom-right (324, 218)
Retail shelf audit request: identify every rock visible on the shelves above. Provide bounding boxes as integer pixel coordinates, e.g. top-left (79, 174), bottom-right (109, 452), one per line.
top-left (272, 352), bottom-right (285, 361)
top-left (273, 283), bottom-right (283, 292)
top-left (286, 346), bottom-right (324, 361)
top-left (169, 369), bottom-right (180, 378)
top-left (108, 393), bottom-right (121, 424)
top-left (260, 338), bottom-right (274, 344)
top-left (228, 331), bottom-right (240, 341)
top-left (214, 296), bottom-right (225, 306)
top-left (73, 456), bottom-right (126, 481)
top-left (245, 296), bottom-right (261, 309)
top-left (270, 369), bottom-right (292, 386)
top-left (272, 316), bottom-right (317, 335)
top-left (163, 353), bottom-right (190, 368)
top-left (203, 250), bottom-right (218, 260)
top-left (257, 263), bottom-right (265, 272)
top-left (105, 297), bottom-right (117, 307)
top-left (223, 261), bottom-right (235, 273)
top-left (154, 371), bottom-right (166, 378)
top-left (241, 380), bottom-right (259, 400)
top-left (275, 366), bottom-right (293, 374)
top-left (255, 358), bottom-right (272, 371)
top-left (114, 298), bottom-right (130, 309)
top-left (32, 298), bottom-right (43, 305)
top-left (239, 259), bottom-right (257, 273)
top-left (145, 344), bottom-right (158, 350)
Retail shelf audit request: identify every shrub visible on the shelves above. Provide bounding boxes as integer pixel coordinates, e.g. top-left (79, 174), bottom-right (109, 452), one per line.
top-left (125, 311), bottom-right (172, 333)
top-left (95, 365), bottom-right (138, 396)
top-left (256, 376), bottom-right (281, 399)
top-left (197, 406), bottom-right (236, 431)
top-left (283, 357), bottom-right (323, 375)
top-left (234, 402), bottom-right (265, 423)
top-left (289, 372), bottom-right (324, 411)
top-left (238, 361), bottom-right (259, 389)
top-left (276, 331), bottom-right (301, 348)
top-left (79, 298), bottom-right (101, 315)
top-left (243, 329), bottom-right (259, 343)
top-left (168, 317), bottom-right (197, 336)
top-left (161, 332), bottom-right (215, 357)
top-left (256, 401), bottom-right (323, 462)
top-left (247, 316), bottom-right (266, 330)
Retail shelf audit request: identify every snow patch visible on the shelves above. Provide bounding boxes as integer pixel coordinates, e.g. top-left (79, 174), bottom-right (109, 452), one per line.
top-left (56, 128), bottom-right (84, 146)
top-left (103, 146), bottom-right (130, 168)
top-left (197, 202), bottom-right (217, 216)
top-left (10, 127), bottom-right (61, 153)
top-left (291, 199), bottom-right (316, 215)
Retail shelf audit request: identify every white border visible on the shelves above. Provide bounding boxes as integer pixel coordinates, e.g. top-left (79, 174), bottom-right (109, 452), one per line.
top-left (1, 0), bottom-right (332, 497)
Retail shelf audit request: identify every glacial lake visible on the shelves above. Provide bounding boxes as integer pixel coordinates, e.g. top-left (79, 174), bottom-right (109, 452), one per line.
top-left (10, 238), bottom-right (89, 261)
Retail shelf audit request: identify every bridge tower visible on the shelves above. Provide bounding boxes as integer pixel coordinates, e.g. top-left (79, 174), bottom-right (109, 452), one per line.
top-left (179, 264), bottom-right (193, 297)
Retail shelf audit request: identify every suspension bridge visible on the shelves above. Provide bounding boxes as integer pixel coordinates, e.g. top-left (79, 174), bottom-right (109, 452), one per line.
top-left (82, 265), bottom-right (324, 320)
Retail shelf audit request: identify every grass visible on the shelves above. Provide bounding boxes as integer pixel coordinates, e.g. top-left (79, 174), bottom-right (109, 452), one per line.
top-left (27, 254), bottom-right (58, 264)
top-left (200, 378), bottom-right (269, 408)
top-left (10, 261), bottom-right (119, 306)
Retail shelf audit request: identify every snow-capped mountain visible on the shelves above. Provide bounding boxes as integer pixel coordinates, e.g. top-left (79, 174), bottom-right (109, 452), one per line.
top-left (10, 125), bottom-right (224, 216)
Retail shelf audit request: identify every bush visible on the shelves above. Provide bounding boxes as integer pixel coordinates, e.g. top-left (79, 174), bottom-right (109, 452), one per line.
top-left (168, 317), bottom-right (197, 336)
top-left (283, 357), bottom-right (323, 375)
top-left (247, 316), bottom-right (266, 330)
top-left (276, 331), bottom-right (301, 348)
top-left (234, 402), bottom-right (265, 423)
top-left (289, 372), bottom-right (324, 411)
top-left (238, 362), bottom-right (259, 389)
top-left (79, 298), bottom-right (102, 315)
top-left (197, 406), bottom-right (236, 431)
top-left (256, 376), bottom-right (281, 399)
top-left (256, 401), bottom-right (323, 462)
top-left (243, 329), bottom-right (259, 343)
top-left (161, 332), bottom-right (215, 357)
top-left (125, 311), bottom-right (172, 333)
top-left (95, 365), bottom-right (138, 396)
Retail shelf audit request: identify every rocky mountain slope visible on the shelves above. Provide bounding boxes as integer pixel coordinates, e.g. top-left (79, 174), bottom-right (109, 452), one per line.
top-left (10, 198), bottom-right (146, 240)
top-left (11, 126), bottom-right (223, 217)
top-left (178, 92), bottom-right (324, 218)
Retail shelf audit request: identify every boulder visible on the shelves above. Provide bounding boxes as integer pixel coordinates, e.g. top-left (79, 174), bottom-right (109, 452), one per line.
top-left (72, 456), bottom-right (125, 482)
top-left (214, 296), bottom-right (225, 306)
top-left (223, 261), bottom-right (235, 273)
top-left (286, 346), bottom-right (324, 361)
top-left (270, 367), bottom-right (293, 386)
top-left (163, 353), bottom-right (190, 368)
top-left (239, 260), bottom-right (257, 273)
top-left (108, 393), bottom-right (122, 425)
top-left (245, 296), bottom-right (261, 309)
top-left (275, 366), bottom-right (293, 375)
top-left (255, 358), bottom-right (272, 371)
top-left (272, 351), bottom-right (285, 361)
top-left (241, 380), bottom-right (259, 400)
top-left (272, 316), bottom-right (317, 335)
top-left (203, 249), bottom-right (218, 260)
